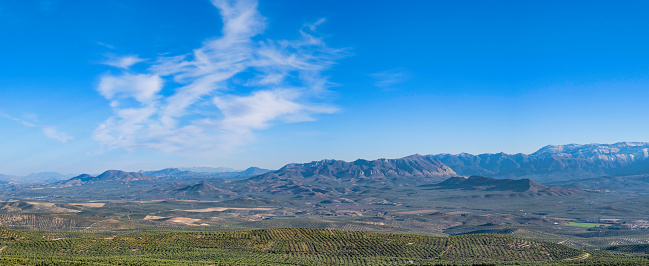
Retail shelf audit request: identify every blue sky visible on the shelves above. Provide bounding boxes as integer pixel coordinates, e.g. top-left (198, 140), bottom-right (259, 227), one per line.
top-left (1, 0), bottom-right (648, 175)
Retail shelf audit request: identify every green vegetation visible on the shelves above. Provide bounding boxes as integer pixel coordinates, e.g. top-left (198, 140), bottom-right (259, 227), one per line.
top-left (0, 227), bottom-right (615, 265)
top-left (568, 222), bottom-right (604, 228)
top-left (606, 244), bottom-right (649, 254)
top-left (0, 227), bottom-right (646, 265)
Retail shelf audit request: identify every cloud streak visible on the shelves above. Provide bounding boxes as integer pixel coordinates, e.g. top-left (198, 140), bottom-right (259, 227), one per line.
top-left (370, 68), bottom-right (411, 91)
top-left (42, 126), bottom-right (73, 143)
top-left (102, 54), bottom-right (145, 69)
top-left (93, 0), bottom-right (347, 155)
top-left (0, 112), bottom-right (73, 143)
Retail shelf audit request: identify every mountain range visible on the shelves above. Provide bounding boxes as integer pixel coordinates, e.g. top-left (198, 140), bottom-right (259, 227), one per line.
top-left (142, 167), bottom-right (270, 180)
top-left (432, 142), bottom-right (649, 182)
top-left (235, 155), bottom-right (456, 198)
top-left (3, 142), bottom-right (649, 199)
top-left (65, 170), bottom-right (156, 185)
top-left (0, 172), bottom-right (70, 184)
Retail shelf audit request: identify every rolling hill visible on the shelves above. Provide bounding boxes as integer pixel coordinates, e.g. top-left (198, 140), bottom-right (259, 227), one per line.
top-left (425, 176), bottom-right (583, 196)
top-left (148, 182), bottom-right (237, 198)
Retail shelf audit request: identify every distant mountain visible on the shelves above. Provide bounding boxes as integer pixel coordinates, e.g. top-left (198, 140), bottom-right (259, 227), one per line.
top-left (238, 167), bottom-right (272, 177)
top-left (178, 167), bottom-right (238, 173)
top-left (148, 182), bottom-right (237, 198)
top-left (24, 172), bottom-right (68, 183)
top-left (142, 167), bottom-right (272, 180)
top-left (238, 155), bottom-right (456, 197)
top-left (0, 172), bottom-right (72, 184)
top-left (65, 170), bottom-right (155, 185)
top-left (0, 174), bottom-right (20, 183)
top-left (427, 176), bottom-right (582, 195)
top-left (142, 168), bottom-right (196, 179)
top-left (432, 142), bottom-right (649, 182)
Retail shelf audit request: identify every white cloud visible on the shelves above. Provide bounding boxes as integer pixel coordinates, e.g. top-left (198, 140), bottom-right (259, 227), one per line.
top-left (98, 73), bottom-right (163, 104)
top-left (93, 0), bottom-right (347, 155)
top-left (102, 55), bottom-right (145, 69)
top-left (214, 89), bottom-right (304, 133)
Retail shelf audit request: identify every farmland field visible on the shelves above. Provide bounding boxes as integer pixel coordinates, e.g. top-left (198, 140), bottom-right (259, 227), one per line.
top-left (568, 222), bottom-right (605, 228)
top-left (2, 227), bottom-right (648, 265)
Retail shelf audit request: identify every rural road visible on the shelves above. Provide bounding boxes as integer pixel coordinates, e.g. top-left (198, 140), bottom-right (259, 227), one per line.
top-left (563, 252), bottom-right (590, 260)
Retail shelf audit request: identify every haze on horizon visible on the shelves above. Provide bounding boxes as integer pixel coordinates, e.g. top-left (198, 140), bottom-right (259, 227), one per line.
top-left (1, 0), bottom-right (648, 176)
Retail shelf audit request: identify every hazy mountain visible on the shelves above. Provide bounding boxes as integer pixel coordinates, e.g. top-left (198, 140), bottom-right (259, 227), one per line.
top-left (142, 168), bottom-right (196, 179)
top-left (178, 167), bottom-right (238, 173)
top-left (432, 142), bottom-right (649, 182)
top-left (147, 182), bottom-right (237, 198)
top-left (0, 172), bottom-right (74, 184)
top-left (143, 167), bottom-right (271, 180)
top-left (238, 154), bottom-right (457, 197)
top-left (66, 170), bottom-right (156, 185)
top-left (139, 167), bottom-right (271, 180)
top-left (238, 167), bottom-right (272, 177)
top-left (23, 172), bottom-right (68, 183)
top-left (427, 176), bottom-right (582, 195)
top-left (0, 174), bottom-right (20, 183)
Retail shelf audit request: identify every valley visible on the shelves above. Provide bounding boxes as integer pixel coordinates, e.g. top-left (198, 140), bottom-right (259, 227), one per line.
top-left (1, 143), bottom-right (649, 264)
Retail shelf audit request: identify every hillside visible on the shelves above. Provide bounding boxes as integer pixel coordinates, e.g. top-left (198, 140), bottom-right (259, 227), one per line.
top-left (65, 170), bottom-right (155, 185)
top-left (143, 167), bottom-right (271, 180)
top-left (0, 174), bottom-right (20, 183)
top-left (238, 154), bottom-right (457, 197)
top-left (24, 172), bottom-right (68, 183)
top-left (0, 227), bottom-right (591, 265)
top-left (552, 174), bottom-right (649, 192)
top-left (427, 176), bottom-right (583, 196)
top-left (148, 182), bottom-right (238, 198)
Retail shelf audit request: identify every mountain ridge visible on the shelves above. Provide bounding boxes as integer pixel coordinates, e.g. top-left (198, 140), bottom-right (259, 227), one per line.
top-left (432, 142), bottom-right (649, 182)
top-left (237, 154), bottom-right (457, 198)
top-left (65, 170), bottom-right (156, 185)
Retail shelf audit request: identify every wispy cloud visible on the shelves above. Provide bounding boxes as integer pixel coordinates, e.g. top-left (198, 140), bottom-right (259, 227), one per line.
top-left (102, 54), bottom-right (145, 69)
top-left (42, 126), bottom-right (73, 143)
top-left (93, 0), bottom-right (347, 155)
top-left (370, 68), bottom-right (411, 91)
top-left (97, 42), bottom-right (115, 50)
top-left (0, 112), bottom-right (73, 143)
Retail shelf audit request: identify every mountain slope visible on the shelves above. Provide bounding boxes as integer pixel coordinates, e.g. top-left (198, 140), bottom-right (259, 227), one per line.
top-left (148, 182), bottom-right (237, 198)
top-left (432, 142), bottom-right (649, 182)
top-left (24, 172), bottom-right (67, 182)
top-left (429, 176), bottom-right (582, 195)
top-left (66, 170), bottom-right (155, 185)
top-left (0, 174), bottom-right (20, 183)
top-left (143, 167), bottom-right (272, 180)
top-left (238, 155), bottom-right (457, 197)
top-left (552, 174), bottom-right (649, 192)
